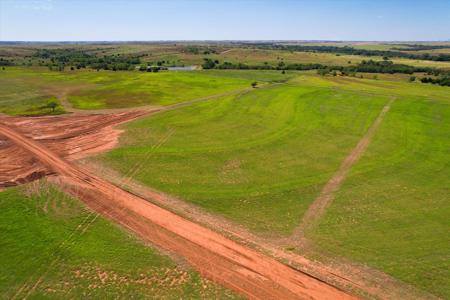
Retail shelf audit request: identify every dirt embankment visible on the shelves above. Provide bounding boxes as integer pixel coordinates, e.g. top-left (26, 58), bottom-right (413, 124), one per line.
top-left (0, 119), bottom-right (356, 300)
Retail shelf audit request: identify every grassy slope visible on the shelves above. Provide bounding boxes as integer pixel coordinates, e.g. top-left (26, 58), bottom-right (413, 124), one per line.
top-left (0, 182), bottom-right (240, 299)
top-left (307, 83), bottom-right (450, 298)
top-left (0, 70), bottom-right (65, 116)
top-left (65, 70), bottom-right (253, 109)
top-left (0, 68), bottom-right (253, 112)
top-left (102, 74), bottom-right (387, 234)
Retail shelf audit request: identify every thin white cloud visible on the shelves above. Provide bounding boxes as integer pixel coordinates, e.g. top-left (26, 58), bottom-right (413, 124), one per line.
top-left (14, 0), bottom-right (53, 11)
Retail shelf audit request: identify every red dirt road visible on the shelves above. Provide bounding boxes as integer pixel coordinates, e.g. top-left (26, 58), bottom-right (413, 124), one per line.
top-left (0, 111), bottom-right (151, 187)
top-left (0, 122), bottom-right (357, 299)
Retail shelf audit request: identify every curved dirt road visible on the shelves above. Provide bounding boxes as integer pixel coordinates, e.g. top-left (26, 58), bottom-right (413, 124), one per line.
top-left (0, 123), bottom-right (357, 300)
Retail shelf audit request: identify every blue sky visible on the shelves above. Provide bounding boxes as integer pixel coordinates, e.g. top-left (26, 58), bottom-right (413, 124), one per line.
top-left (1, 0), bottom-right (449, 41)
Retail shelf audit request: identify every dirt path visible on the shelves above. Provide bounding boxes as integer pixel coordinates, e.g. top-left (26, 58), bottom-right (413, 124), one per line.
top-left (0, 123), bottom-right (356, 300)
top-left (220, 49), bottom-right (234, 55)
top-left (291, 97), bottom-right (395, 241)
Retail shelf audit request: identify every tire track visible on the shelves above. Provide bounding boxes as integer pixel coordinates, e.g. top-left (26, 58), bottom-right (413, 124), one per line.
top-left (291, 97), bottom-right (395, 241)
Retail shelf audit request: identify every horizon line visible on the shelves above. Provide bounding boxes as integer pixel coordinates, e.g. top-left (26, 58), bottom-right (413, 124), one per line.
top-left (1, 39), bottom-right (450, 44)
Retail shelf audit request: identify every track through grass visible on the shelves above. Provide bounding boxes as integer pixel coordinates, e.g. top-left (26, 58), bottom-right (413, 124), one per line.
top-left (0, 181), bottom-right (240, 299)
top-left (102, 75), bottom-right (388, 234)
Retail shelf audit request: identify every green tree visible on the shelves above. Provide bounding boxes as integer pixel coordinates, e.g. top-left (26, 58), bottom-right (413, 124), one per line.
top-left (46, 100), bottom-right (58, 112)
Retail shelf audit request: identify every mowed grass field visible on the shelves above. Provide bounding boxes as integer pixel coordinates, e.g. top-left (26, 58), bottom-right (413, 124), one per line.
top-left (101, 73), bottom-right (389, 234)
top-left (0, 181), bottom-right (240, 299)
top-left (0, 67), bottom-right (255, 112)
top-left (307, 87), bottom-right (450, 298)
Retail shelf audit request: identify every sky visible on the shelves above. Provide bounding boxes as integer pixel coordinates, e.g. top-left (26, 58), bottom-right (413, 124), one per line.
top-left (1, 0), bottom-right (450, 41)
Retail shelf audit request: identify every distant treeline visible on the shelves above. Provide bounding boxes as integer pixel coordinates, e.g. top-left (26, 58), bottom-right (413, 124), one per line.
top-left (202, 58), bottom-right (434, 74)
top-left (420, 76), bottom-right (450, 86)
top-left (391, 44), bottom-right (450, 51)
top-left (202, 58), bottom-right (450, 87)
top-left (0, 58), bottom-right (14, 66)
top-left (246, 43), bottom-right (450, 62)
top-left (33, 48), bottom-right (142, 71)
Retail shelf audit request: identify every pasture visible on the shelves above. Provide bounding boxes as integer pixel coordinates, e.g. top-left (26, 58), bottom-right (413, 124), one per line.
top-left (0, 181), bottom-right (240, 299)
top-left (1, 56), bottom-right (449, 298)
top-left (101, 74), bottom-right (389, 234)
top-left (0, 67), bottom-right (255, 112)
top-left (308, 85), bottom-right (450, 298)
top-left (97, 72), bottom-right (450, 298)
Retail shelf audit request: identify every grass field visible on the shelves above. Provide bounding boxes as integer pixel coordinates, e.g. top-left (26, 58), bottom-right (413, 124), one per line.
top-left (101, 74), bottom-right (389, 234)
top-left (1, 60), bottom-right (449, 298)
top-left (97, 72), bottom-right (450, 297)
top-left (0, 68), bottom-right (255, 112)
top-left (307, 90), bottom-right (450, 298)
top-left (0, 69), bottom-right (65, 116)
top-left (64, 70), bottom-right (253, 109)
top-left (0, 181), bottom-right (240, 299)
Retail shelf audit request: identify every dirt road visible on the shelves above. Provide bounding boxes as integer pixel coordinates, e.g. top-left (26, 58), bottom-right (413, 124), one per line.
top-left (0, 111), bottom-right (151, 187)
top-left (0, 123), bottom-right (357, 300)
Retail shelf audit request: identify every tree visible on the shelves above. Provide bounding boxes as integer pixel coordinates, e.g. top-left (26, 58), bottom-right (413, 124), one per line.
top-left (46, 100), bottom-right (58, 112)
top-left (251, 82), bottom-right (258, 88)
top-left (317, 68), bottom-right (329, 76)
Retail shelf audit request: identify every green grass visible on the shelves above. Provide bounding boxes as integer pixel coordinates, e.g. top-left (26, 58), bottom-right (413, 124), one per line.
top-left (0, 67), bottom-right (267, 112)
top-left (99, 73), bottom-right (450, 297)
top-left (0, 182), bottom-right (240, 299)
top-left (0, 71), bottom-right (65, 115)
top-left (307, 92), bottom-right (450, 298)
top-left (64, 70), bottom-right (253, 109)
top-left (101, 75), bottom-right (388, 234)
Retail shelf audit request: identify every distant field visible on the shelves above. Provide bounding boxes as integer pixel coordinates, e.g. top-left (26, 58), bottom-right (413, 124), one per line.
top-left (101, 74), bottom-right (388, 234)
top-left (0, 68), bottom-right (255, 112)
top-left (3, 43), bottom-right (450, 75)
top-left (308, 87), bottom-right (450, 298)
top-left (0, 69), bottom-right (65, 115)
top-left (64, 70), bottom-right (252, 109)
top-left (0, 181), bottom-right (239, 299)
top-left (209, 48), bottom-right (450, 69)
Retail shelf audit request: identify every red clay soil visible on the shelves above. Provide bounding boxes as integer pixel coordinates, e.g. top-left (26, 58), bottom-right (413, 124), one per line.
top-left (0, 111), bottom-right (152, 187)
top-left (0, 121), bottom-right (357, 299)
